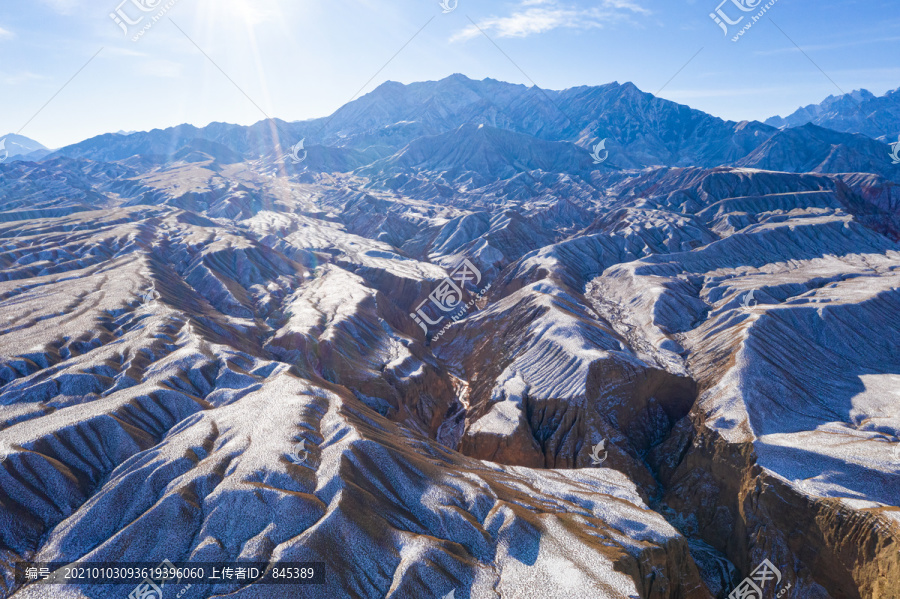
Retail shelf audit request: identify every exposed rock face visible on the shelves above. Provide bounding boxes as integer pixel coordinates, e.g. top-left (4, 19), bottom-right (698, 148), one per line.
top-left (43, 75), bottom-right (900, 183)
top-left (766, 87), bottom-right (900, 143)
top-left (584, 169), bottom-right (900, 599)
top-left (0, 76), bottom-right (899, 599)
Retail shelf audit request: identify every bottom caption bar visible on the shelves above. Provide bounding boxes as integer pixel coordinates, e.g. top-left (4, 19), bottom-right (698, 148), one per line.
top-left (15, 561), bottom-right (326, 586)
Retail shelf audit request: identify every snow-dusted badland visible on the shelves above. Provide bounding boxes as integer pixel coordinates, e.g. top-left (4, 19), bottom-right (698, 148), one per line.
top-left (0, 75), bottom-right (899, 598)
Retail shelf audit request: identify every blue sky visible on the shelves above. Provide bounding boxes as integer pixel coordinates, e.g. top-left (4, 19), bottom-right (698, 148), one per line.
top-left (1, 0), bottom-right (899, 148)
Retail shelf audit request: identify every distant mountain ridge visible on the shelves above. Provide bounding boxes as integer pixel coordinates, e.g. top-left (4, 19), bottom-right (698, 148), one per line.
top-left (737, 123), bottom-right (900, 180)
top-left (0, 133), bottom-right (49, 162)
top-left (51, 74), bottom-right (777, 167)
top-left (766, 87), bottom-right (900, 142)
top-left (46, 74), bottom-right (900, 182)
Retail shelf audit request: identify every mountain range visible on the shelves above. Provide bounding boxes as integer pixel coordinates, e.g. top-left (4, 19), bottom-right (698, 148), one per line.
top-left (766, 87), bottom-right (900, 142)
top-left (0, 75), bottom-right (898, 599)
top-left (34, 76), bottom-right (898, 181)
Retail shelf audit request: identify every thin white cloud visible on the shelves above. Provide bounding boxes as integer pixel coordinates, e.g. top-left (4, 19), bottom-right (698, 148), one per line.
top-left (452, 0), bottom-right (649, 42)
top-left (0, 26), bottom-right (14, 39)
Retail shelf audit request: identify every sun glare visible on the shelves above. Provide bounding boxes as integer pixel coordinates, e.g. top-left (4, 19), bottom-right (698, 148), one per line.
top-left (197, 0), bottom-right (284, 27)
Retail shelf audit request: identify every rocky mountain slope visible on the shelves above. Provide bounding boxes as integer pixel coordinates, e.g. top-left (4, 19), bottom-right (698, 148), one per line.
top-left (766, 87), bottom-right (900, 143)
top-left (48, 75), bottom-right (900, 178)
top-left (0, 76), bottom-right (898, 599)
top-left (0, 135), bottom-right (49, 164)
